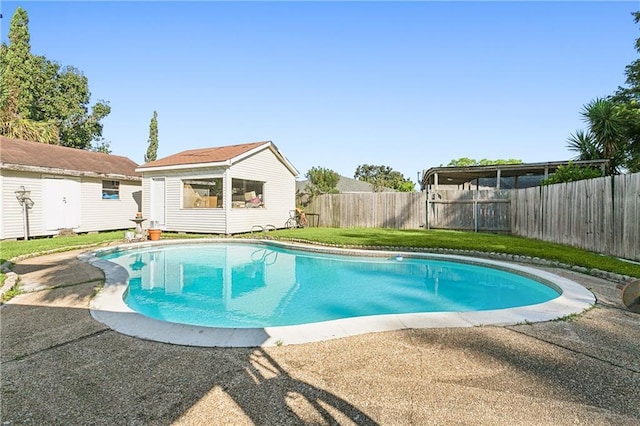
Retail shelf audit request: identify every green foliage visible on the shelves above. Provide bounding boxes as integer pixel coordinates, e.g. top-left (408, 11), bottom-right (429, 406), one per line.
top-left (567, 129), bottom-right (600, 161)
top-left (615, 100), bottom-right (640, 172)
top-left (0, 7), bottom-right (33, 118)
top-left (569, 99), bottom-right (630, 174)
top-left (91, 139), bottom-right (112, 154)
top-left (144, 111), bottom-right (159, 162)
top-left (354, 164), bottom-right (415, 192)
top-left (541, 162), bottom-right (603, 185)
top-left (305, 166), bottom-right (340, 195)
top-left (582, 99), bottom-right (626, 173)
top-left (447, 158), bottom-right (522, 167)
top-left (602, 11), bottom-right (640, 172)
top-left (2, 283), bottom-right (22, 302)
top-left (0, 7), bottom-right (110, 149)
top-left (446, 157), bottom-right (477, 167)
top-left (0, 117), bottom-right (59, 144)
top-left (615, 11), bottom-right (640, 102)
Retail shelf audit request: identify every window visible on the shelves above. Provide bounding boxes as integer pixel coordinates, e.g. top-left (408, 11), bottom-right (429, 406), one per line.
top-left (102, 180), bottom-right (120, 200)
top-left (231, 179), bottom-right (265, 208)
top-left (183, 178), bottom-right (222, 208)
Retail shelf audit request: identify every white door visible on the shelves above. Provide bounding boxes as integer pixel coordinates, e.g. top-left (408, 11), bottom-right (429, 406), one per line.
top-left (150, 178), bottom-right (166, 227)
top-left (43, 178), bottom-right (80, 230)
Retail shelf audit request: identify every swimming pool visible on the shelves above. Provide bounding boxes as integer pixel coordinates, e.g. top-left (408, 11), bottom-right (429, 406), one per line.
top-left (85, 239), bottom-right (595, 347)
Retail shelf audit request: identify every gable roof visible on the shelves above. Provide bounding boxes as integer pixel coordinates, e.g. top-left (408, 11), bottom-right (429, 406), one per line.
top-left (0, 136), bottom-right (141, 180)
top-left (136, 140), bottom-right (299, 176)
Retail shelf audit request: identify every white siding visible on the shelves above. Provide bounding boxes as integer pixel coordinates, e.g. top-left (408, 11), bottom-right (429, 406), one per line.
top-left (142, 168), bottom-right (227, 234)
top-left (2, 170), bottom-right (52, 239)
top-left (226, 148), bottom-right (296, 233)
top-left (80, 178), bottom-right (142, 232)
top-left (1, 169), bottom-right (142, 239)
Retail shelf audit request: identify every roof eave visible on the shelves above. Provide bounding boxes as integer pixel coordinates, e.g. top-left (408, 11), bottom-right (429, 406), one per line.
top-left (136, 160), bottom-right (232, 173)
top-left (1, 163), bottom-right (142, 181)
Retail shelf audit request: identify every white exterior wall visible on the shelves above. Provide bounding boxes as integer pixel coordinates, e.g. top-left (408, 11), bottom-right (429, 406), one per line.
top-left (141, 168), bottom-right (228, 234)
top-left (226, 149), bottom-right (296, 234)
top-left (1, 171), bottom-right (39, 239)
top-left (79, 177), bottom-right (142, 232)
top-left (1, 169), bottom-right (141, 240)
top-left (139, 147), bottom-right (296, 235)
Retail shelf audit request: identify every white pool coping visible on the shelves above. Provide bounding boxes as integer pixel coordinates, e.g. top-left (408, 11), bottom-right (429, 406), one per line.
top-left (83, 238), bottom-right (596, 347)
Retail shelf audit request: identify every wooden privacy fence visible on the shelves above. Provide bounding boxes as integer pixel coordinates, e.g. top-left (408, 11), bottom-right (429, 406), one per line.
top-left (426, 189), bottom-right (511, 232)
top-left (304, 192), bottom-right (426, 229)
top-left (301, 172), bottom-right (639, 261)
top-left (511, 173), bottom-right (640, 261)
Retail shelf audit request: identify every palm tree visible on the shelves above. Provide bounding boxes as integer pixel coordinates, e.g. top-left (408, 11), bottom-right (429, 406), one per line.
top-left (581, 98), bottom-right (626, 173)
top-left (566, 129), bottom-right (600, 161)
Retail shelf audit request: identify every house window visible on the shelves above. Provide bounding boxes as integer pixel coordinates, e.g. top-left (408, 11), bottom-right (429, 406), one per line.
top-left (102, 180), bottom-right (120, 200)
top-left (231, 178), bottom-right (264, 208)
top-left (183, 178), bottom-right (222, 208)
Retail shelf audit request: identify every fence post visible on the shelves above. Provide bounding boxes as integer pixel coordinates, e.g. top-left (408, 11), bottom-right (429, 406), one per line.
top-left (473, 191), bottom-right (478, 233)
top-left (426, 191), bottom-right (430, 230)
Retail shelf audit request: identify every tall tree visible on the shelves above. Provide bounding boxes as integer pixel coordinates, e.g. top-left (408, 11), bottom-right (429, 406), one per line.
top-left (144, 111), bottom-right (159, 162)
top-left (615, 11), bottom-right (640, 102)
top-left (354, 164), bottom-right (415, 192)
top-left (0, 7), bottom-right (58, 143)
top-left (0, 7), bottom-right (110, 149)
top-left (610, 11), bottom-right (640, 172)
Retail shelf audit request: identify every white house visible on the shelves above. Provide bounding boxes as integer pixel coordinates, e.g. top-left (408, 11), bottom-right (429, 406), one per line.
top-left (136, 141), bottom-right (299, 234)
top-left (0, 136), bottom-right (142, 240)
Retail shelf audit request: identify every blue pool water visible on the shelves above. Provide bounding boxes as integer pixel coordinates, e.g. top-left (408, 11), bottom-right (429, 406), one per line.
top-left (99, 243), bottom-right (560, 328)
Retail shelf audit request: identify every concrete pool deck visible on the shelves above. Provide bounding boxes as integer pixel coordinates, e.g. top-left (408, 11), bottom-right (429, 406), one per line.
top-left (1, 246), bottom-right (639, 424)
top-left (82, 239), bottom-right (596, 347)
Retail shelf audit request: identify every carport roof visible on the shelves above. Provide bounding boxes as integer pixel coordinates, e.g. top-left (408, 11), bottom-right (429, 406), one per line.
top-left (420, 159), bottom-right (609, 190)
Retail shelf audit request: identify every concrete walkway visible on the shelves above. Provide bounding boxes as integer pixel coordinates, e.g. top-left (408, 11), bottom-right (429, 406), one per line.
top-left (1, 249), bottom-right (639, 425)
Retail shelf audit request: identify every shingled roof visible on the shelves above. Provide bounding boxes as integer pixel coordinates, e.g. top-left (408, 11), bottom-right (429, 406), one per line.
top-left (137, 140), bottom-right (298, 175)
top-left (0, 136), bottom-right (141, 180)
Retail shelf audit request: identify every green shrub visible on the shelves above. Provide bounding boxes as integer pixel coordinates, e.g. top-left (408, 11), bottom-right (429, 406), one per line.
top-left (542, 162), bottom-right (603, 185)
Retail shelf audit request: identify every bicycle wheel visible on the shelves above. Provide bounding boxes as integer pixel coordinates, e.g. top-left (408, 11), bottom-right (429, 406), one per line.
top-left (284, 217), bottom-right (297, 229)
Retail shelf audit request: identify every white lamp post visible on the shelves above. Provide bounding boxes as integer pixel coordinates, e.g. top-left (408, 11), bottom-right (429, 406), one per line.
top-left (15, 186), bottom-right (34, 241)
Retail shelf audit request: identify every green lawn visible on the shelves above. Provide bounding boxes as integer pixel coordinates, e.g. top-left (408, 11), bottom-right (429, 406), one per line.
top-left (266, 228), bottom-right (640, 278)
top-left (1, 228), bottom-right (639, 279)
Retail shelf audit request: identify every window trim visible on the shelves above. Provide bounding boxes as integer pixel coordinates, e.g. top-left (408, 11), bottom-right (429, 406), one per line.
top-left (102, 180), bottom-right (120, 200)
top-left (231, 178), bottom-right (265, 209)
top-left (182, 176), bottom-right (223, 209)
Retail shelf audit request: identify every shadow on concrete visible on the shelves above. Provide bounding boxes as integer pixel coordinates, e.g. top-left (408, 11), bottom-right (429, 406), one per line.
top-left (401, 309), bottom-right (640, 419)
top-left (1, 301), bottom-right (378, 425)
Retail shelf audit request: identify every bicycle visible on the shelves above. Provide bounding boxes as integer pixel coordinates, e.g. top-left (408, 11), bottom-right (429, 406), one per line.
top-left (284, 208), bottom-right (308, 229)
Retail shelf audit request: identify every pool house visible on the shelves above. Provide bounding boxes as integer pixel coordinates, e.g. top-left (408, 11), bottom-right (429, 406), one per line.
top-left (136, 141), bottom-right (299, 234)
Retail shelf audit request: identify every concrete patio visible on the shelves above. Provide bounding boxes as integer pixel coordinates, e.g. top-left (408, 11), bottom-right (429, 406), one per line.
top-left (1, 249), bottom-right (639, 425)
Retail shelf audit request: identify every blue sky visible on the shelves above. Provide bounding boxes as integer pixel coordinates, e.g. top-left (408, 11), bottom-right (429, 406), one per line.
top-left (1, 1), bottom-right (638, 184)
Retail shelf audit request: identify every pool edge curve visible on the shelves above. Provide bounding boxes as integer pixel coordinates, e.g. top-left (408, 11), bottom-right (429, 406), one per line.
top-left (83, 238), bottom-right (596, 348)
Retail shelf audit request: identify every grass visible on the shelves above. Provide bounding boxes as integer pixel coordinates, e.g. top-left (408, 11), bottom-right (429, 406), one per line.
top-left (264, 228), bottom-right (640, 278)
top-left (0, 231), bottom-right (126, 265)
top-left (0, 230), bottom-right (210, 265)
top-left (1, 227), bottom-right (639, 279)
top-left (2, 284), bottom-right (21, 302)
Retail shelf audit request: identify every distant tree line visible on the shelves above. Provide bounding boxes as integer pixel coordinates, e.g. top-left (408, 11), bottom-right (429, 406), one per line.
top-left (303, 164), bottom-right (416, 200)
